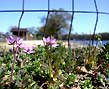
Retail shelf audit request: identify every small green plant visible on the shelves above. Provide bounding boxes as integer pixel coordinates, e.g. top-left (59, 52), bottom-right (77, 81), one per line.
top-left (81, 79), bottom-right (93, 89)
top-left (97, 72), bottom-right (106, 87)
top-left (97, 42), bottom-right (109, 75)
top-left (65, 73), bottom-right (76, 87)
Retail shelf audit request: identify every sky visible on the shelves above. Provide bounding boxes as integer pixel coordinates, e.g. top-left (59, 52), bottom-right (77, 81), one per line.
top-left (0, 0), bottom-right (109, 34)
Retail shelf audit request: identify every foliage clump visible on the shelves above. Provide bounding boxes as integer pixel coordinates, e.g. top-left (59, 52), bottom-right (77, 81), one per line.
top-left (0, 36), bottom-right (109, 89)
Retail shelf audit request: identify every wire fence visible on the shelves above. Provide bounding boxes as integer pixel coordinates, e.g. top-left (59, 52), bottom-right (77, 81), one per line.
top-left (0, 0), bottom-right (109, 47)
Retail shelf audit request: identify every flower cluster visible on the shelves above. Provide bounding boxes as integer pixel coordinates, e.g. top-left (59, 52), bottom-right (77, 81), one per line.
top-left (43, 37), bottom-right (58, 47)
top-left (23, 45), bottom-right (35, 54)
top-left (7, 36), bottom-right (35, 54)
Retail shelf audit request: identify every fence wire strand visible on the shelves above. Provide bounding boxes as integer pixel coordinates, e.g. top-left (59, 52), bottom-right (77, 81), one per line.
top-left (68, 0), bottom-right (74, 48)
top-left (18, 0), bottom-right (25, 36)
top-left (91, 0), bottom-right (99, 45)
top-left (0, 10), bottom-right (109, 14)
top-left (43, 0), bottom-right (50, 37)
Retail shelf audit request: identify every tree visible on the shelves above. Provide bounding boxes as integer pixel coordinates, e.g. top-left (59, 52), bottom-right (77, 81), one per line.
top-left (37, 8), bottom-right (72, 39)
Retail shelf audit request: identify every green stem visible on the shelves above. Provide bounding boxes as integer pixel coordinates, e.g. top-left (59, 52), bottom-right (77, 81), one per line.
top-left (48, 56), bottom-right (52, 78)
top-left (21, 80), bottom-right (24, 89)
top-left (48, 46), bottom-right (53, 80)
top-left (10, 45), bottom-right (16, 86)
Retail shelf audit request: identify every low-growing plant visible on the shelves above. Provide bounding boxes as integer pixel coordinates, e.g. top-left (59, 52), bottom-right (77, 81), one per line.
top-left (97, 42), bottom-right (109, 75)
top-left (81, 79), bottom-right (93, 89)
top-left (65, 73), bottom-right (76, 88)
top-left (0, 35), bottom-right (109, 89)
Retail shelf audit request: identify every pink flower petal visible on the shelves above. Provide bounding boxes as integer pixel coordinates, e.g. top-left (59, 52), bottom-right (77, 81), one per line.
top-left (23, 45), bottom-right (35, 54)
top-left (43, 36), bottom-right (57, 47)
top-left (16, 37), bottom-right (23, 45)
top-left (52, 43), bottom-right (58, 47)
top-left (50, 38), bottom-right (56, 44)
top-left (7, 36), bottom-right (15, 44)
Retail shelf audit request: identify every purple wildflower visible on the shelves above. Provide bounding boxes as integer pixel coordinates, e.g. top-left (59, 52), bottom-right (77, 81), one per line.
top-left (19, 43), bottom-right (25, 49)
top-left (43, 37), bottom-right (58, 47)
top-left (16, 37), bottom-right (23, 47)
top-left (23, 46), bottom-right (35, 54)
top-left (7, 36), bottom-right (16, 45)
top-left (7, 36), bottom-right (23, 47)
